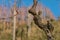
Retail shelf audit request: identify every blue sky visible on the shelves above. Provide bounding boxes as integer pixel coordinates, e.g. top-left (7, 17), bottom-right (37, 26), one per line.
top-left (22, 0), bottom-right (60, 18)
top-left (0, 0), bottom-right (60, 18)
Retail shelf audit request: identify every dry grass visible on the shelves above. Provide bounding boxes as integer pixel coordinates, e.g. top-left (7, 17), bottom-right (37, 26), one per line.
top-left (0, 20), bottom-right (60, 40)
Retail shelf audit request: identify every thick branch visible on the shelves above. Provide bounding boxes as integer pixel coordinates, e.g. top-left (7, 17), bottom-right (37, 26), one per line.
top-left (28, 0), bottom-right (38, 15)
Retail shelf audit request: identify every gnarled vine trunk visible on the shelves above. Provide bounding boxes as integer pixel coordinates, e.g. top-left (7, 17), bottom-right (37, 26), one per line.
top-left (28, 0), bottom-right (54, 40)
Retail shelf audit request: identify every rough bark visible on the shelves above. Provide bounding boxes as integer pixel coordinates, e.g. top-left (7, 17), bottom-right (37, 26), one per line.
top-left (28, 0), bottom-right (54, 40)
